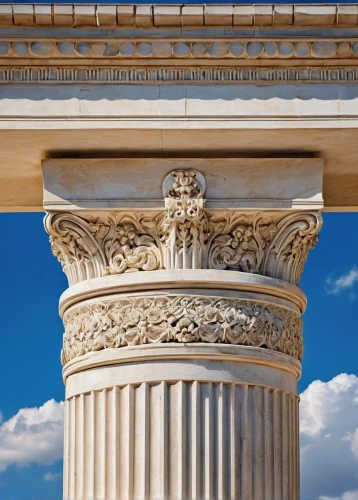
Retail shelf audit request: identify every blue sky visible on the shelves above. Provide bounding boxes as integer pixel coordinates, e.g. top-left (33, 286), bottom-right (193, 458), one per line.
top-left (0, 212), bottom-right (358, 499)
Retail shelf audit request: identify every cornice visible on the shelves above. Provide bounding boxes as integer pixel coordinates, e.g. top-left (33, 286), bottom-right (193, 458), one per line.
top-left (1, 4), bottom-right (358, 29)
top-left (1, 37), bottom-right (358, 84)
top-left (1, 6), bottom-right (358, 84)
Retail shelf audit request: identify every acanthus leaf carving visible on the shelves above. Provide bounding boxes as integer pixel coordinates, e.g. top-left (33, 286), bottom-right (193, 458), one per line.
top-left (207, 211), bottom-right (322, 285)
top-left (208, 214), bottom-right (277, 273)
top-left (160, 169), bottom-right (210, 270)
top-left (46, 170), bottom-right (322, 286)
top-left (45, 213), bottom-right (106, 285)
top-left (45, 213), bottom-right (162, 286)
top-left (262, 212), bottom-right (322, 285)
top-left (87, 216), bottom-right (161, 276)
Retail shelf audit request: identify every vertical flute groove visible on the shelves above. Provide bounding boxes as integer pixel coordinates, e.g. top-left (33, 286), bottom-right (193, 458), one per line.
top-left (274, 389), bottom-right (282, 499)
top-left (297, 395), bottom-right (301, 500)
top-left (263, 388), bottom-right (268, 500)
top-left (105, 387), bottom-right (117, 498)
top-left (282, 392), bottom-right (289, 499)
top-left (190, 380), bottom-right (201, 500)
top-left (68, 396), bottom-right (75, 500)
top-left (63, 400), bottom-right (70, 500)
top-left (75, 394), bottom-right (84, 499)
top-left (241, 384), bottom-right (252, 498)
top-left (94, 390), bottom-right (106, 499)
top-left (265, 388), bottom-right (274, 500)
top-left (289, 392), bottom-right (292, 497)
top-left (253, 386), bottom-right (264, 500)
top-left (203, 382), bottom-right (214, 500)
top-left (134, 383), bottom-right (150, 499)
top-left (217, 382), bottom-right (225, 500)
top-left (230, 384), bottom-right (239, 500)
top-left (178, 381), bottom-right (187, 500)
top-left (119, 384), bottom-right (134, 500)
top-left (162, 381), bottom-right (169, 499)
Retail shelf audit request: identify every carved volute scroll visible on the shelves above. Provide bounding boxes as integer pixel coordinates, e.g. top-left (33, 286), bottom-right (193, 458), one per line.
top-left (45, 213), bottom-right (162, 286)
top-left (262, 212), bottom-right (321, 285)
top-left (45, 168), bottom-right (322, 287)
top-left (207, 211), bottom-right (322, 285)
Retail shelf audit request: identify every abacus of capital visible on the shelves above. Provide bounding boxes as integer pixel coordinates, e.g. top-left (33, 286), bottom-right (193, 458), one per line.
top-left (3, 3), bottom-right (358, 499)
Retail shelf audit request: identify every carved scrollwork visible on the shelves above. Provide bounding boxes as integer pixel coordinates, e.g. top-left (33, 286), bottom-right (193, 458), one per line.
top-left (87, 216), bottom-right (161, 276)
top-left (262, 212), bottom-right (322, 285)
top-left (62, 295), bottom-right (303, 365)
top-left (46, 170), bottom-right (322, 286)
top-left (45, 213), bottom-right (162, 286)
top-left (45, 212), bottom-right (106, 286)
top-left (207, 211), bottom-right (322, 285)
top-left (208, 214), bottom-right (277, 273)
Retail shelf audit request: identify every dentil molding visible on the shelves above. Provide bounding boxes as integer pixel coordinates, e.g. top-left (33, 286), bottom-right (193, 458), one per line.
top-left (2, 66), bottom-right (358, 85)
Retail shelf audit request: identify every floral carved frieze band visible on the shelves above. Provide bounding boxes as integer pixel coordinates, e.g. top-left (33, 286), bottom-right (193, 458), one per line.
top-left (62, 295), bottom-right (303, 365)
top-left (46, 169), bottom-right (322, 286)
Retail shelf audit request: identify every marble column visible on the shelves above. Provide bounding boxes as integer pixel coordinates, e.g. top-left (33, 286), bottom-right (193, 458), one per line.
top-left (44, 163), bottom-right (322, 500)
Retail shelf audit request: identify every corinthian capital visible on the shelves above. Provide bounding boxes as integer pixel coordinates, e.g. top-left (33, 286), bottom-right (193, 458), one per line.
top-left (45, 168), bottom-right (322, 287)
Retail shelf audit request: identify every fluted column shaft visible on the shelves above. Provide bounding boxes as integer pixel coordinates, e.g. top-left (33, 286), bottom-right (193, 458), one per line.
top-left (63, 345), bottom-right (300, 500)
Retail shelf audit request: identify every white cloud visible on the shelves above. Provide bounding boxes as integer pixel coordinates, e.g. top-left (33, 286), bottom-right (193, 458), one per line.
top-left (325, 268), bottom-right (358, 295)
top-left (300, 374), bottom-right (358, 500)
top-left (320, 491), bottom-right (358, 500)
top-left (0, 399), bottom-right (64, 472)
top-left (43, 471), bottom-right (62, 482)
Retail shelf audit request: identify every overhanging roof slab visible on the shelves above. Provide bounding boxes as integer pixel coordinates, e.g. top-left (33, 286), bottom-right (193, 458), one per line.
top-left (1, 4), bottom-right (358, 212)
